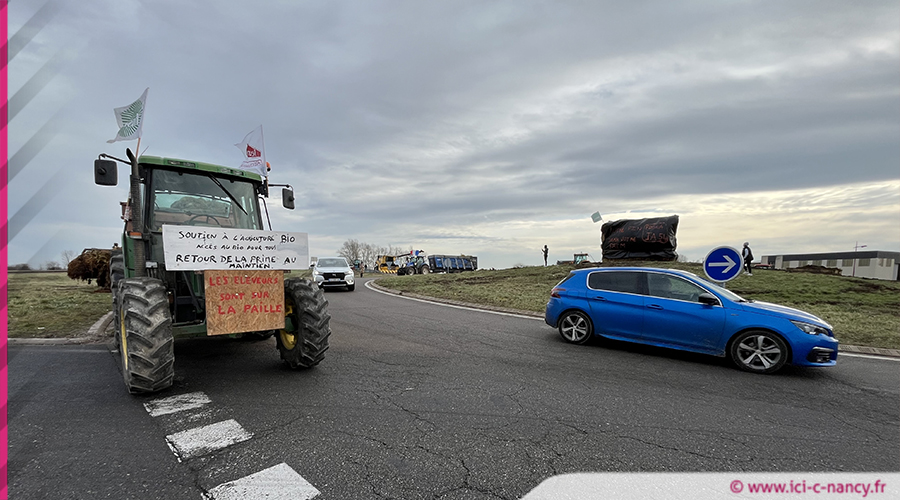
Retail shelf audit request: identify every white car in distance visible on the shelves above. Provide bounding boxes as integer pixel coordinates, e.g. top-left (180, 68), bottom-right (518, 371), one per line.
top-left (312, 257), bottom-right (355, 291)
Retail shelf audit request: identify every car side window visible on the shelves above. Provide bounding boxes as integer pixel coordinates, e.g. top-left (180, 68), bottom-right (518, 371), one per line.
top-left (588, 271), bottom-right (643, 294)
top-left (647, 274), bottom-right (706, 302)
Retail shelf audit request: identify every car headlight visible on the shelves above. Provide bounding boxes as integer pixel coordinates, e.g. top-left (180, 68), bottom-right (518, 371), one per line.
top-left (346, 270), bottom-right (354, 277)
top-left (791, 320), bottom-right (830, 336)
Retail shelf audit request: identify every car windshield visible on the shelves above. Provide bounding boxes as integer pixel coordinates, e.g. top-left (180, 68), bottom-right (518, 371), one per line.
top-left (689, 273), bottom-right (748, 302)
top-left (318, 258), bottom-right (348, 267)
top-left (149, 169), bottom-right (262, 230)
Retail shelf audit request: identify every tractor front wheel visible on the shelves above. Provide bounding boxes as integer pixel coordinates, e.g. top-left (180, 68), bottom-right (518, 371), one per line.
top-left (110, 248), bottom-right (126, 347)
top-left (109, 248), bottom-right (125, 303)
top-left (116, 278), bottom-right (175, 393)
top-left (277, 278), bottom-right (331, 369)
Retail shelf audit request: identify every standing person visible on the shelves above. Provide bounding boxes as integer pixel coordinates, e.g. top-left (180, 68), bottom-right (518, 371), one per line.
top-left (742, 242), bottom-right (754, 275)
top-left (542, 245), bottom-right (549, 266)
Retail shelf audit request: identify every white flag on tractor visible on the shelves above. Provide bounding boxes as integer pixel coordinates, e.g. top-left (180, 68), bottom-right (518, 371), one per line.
top-left (234, 125), bottom-right (267, 178)
top-left (107, 88), bottom-right (149, 143)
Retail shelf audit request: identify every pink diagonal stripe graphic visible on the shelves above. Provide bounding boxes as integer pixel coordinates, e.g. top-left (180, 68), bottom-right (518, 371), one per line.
top-left (2, 1), bottom-right (10, 498)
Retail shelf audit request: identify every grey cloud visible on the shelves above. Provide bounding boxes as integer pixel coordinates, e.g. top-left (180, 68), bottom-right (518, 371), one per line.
top-left (8, 0), bottom-right (899, 268)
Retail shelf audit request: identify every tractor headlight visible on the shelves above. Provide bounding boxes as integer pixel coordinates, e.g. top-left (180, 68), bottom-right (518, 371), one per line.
top-left (791, 320), bottom-right (830, 336)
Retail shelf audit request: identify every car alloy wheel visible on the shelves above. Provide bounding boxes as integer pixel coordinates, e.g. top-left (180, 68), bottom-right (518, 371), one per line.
top-left (730, 330), bottom-right (788, 374)
top-left (558, 310), bottom-right (593, 345)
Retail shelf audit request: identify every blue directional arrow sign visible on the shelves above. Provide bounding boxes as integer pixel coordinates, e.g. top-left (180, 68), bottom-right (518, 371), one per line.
top-left (704, 246), bottom-right (743, 283)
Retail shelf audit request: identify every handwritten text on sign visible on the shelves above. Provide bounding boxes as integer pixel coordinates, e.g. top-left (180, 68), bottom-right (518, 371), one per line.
top-left (204, 270), bottom-right (285, 336)
top-left (162, 226), bottom-right (309, 270)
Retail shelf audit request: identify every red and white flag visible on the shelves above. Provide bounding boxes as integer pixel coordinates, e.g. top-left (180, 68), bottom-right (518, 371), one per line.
top-left (234, 125), bottom-right (267, 178)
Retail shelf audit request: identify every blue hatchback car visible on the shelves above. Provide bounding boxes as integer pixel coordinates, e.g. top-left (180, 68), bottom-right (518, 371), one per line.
top-left (544, 267), bottom-right (838, 374)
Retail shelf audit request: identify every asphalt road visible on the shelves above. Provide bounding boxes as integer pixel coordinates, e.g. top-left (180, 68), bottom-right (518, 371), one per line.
top-left (9, 277), bottom-right (900, 499)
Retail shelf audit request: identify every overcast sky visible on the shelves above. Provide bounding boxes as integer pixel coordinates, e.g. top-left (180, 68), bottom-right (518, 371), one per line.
top-left (8, 0), bottom-right (899, 270)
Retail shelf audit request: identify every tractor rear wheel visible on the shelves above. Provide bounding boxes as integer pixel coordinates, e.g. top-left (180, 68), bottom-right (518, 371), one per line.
top-left (277, 278), bottom-right (331, 369)
top-left (116, 278), bottom-right (175, 393)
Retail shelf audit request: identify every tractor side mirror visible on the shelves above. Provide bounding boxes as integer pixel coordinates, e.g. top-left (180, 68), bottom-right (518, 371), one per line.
top-left (282, 188), bottom-right (295, 210)
top-left (94, 159), bottom-right (118, 186)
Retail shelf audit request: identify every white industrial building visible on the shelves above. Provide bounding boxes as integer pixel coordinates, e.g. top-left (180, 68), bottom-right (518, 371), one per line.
top-left (760, 251), bottom-right (900, 281)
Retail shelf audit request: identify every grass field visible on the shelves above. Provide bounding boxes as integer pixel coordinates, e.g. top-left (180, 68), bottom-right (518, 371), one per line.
top-left (8, 272), bottom-right (114, 338)
top-left (377, 262), bottom-right (900, 349)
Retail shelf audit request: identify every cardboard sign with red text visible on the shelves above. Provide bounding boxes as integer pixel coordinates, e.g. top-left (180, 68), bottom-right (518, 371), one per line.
top-left (204, 270), bottom-right (285, 336)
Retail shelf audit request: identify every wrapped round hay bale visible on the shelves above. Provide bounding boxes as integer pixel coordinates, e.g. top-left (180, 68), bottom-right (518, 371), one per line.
top-left (67, 248), bottom-right (113, 287)
top-left (601, 215), bottom-right (679, 261)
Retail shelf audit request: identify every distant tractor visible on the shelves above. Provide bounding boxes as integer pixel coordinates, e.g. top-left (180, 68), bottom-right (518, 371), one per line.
top-left (94, 149), bottom-right (330, 394)
top-left (396, 250), bottom-right (430, 275)
top-left (556, 253), bottom-right (592, 266)
top-left (394, 251), bottom-right (478, 275)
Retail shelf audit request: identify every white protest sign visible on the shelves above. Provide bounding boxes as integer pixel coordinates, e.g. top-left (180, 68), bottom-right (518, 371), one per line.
top-left (162, 226), bottom-right (309, 270)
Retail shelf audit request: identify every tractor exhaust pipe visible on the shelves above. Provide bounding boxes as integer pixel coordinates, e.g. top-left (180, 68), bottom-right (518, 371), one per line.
top-left (126, 148), bottom-right (146, 277)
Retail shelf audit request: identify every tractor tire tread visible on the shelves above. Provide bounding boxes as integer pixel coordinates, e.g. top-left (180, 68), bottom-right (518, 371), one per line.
top-left (118, 278), bottom-right (175, 393)
top-left (277, 278), bottom-right (331, 369)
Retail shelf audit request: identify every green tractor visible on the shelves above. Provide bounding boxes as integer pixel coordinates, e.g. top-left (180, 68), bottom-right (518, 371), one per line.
top-left (94, 149), bottom-right (330, 394)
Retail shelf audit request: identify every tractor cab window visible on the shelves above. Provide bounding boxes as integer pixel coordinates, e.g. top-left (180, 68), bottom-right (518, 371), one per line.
top-left (149, 169), bottom-right (262, 230)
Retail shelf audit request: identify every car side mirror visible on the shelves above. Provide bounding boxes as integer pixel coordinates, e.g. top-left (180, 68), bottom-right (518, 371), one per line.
top-left (282, 188), bottom-right (295, 210)
top-left (94, 159), bottom-right (118, 186)
top-left (699, 293), bottom-right (720, 306)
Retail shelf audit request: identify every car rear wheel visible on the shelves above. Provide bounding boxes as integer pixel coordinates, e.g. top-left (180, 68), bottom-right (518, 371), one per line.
top-left (558, 310), bottom-right (593, 345)
top-left (729, 330), bottom-right (788, 374)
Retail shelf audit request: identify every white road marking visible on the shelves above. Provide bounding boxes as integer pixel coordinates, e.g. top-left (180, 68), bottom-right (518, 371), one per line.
top-left (205, 463), bottom-right (320, 500)
top-left (166, 419), bottom-right (253, 460)
top-left (365, 280), bottom-right (543, 321)
top-left (840, 352), bottom-right (900, 362)
top-left (145, 391), bottom-right (212, 417)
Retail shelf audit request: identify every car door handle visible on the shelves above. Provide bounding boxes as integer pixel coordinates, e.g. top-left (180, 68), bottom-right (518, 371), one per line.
top-left (591, 296), bottom-right (607, 301)
top-left (646, 304), bottom-right (663, 310)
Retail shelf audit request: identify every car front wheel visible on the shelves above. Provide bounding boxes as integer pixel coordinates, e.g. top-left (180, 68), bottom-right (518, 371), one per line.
top-left (558, 310), bottom-right (593, 345)
top-left (729, 330), bottom-right (788, 374)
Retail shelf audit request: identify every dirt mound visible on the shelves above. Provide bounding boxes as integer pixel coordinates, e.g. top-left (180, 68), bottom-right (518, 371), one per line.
top-left (786, 265), bottom-right (842, 276)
